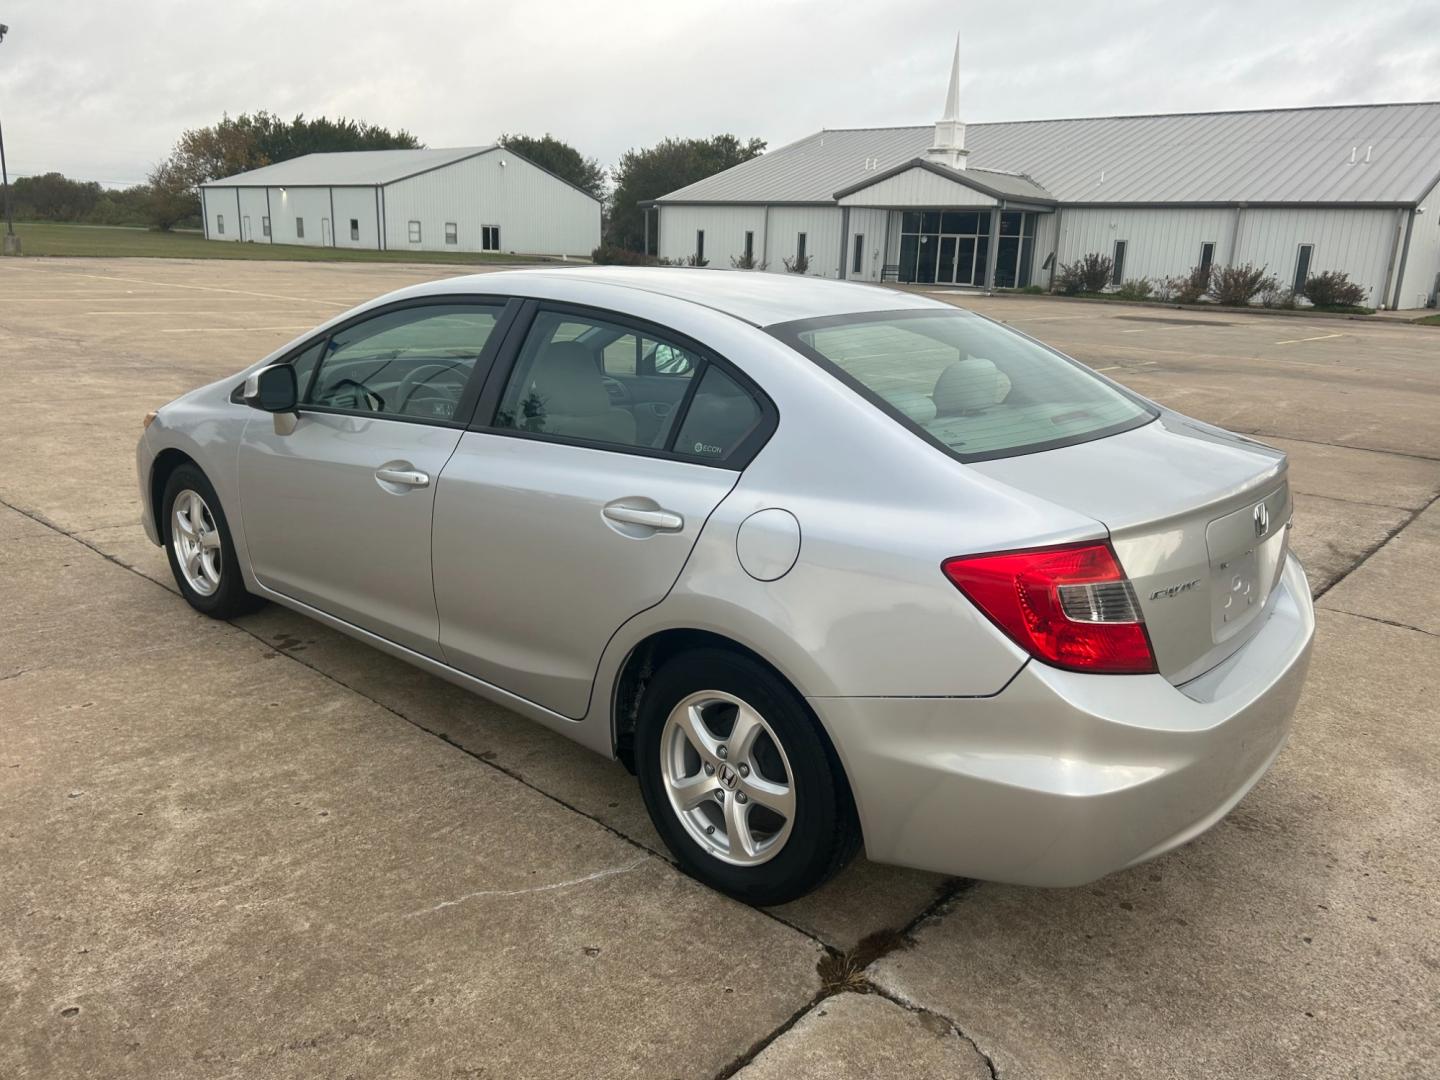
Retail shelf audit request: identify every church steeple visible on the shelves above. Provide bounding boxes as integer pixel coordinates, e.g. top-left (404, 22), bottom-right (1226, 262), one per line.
top-left (927, 36), bottom-right (969, 171)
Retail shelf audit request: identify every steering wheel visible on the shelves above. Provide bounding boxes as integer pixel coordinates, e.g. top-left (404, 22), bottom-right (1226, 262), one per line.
top-left (326, 377), bottom-right (385, 413)
top-left (395, 362), bottom-right (465, 415)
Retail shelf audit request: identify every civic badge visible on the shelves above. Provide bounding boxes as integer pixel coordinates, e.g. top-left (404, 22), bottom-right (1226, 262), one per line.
top-left (1253, 502), bottom-right (1270, 538)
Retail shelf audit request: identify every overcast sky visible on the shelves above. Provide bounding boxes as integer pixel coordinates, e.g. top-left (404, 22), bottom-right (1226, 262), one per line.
top-left (2, 0), bottom-right (1437, 187)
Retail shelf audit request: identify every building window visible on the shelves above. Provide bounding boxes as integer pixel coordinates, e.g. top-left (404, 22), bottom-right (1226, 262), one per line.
top-left (408, 220), bottom-right (422, 243)
top-left (296, 217), bottom-right (305, 239)
top-left (1199, 241), bottom-right (1215, 276)
top-left (797, 233), bottom-right (807, 262)
top-left (262, 216), bottom-right (271, 238)
top-left (482, 225), bottom-right (501, 251)
top-left (445, 222), bottom-right (458, 245)
top-left (217, 214), bottom-right (225, 235)
top-left (1293, 244), bottom-right (1313, 293)
top-left (696, 230), bottom-right (705, 263)
top-left (350, 218), bottom-right (360, 241)
top-left (1111, 240), bottom-right (1127, 286)
top-left (744, 231), bottom-right (754, 262)
top-left (852, 233), bottom-right (865, 275)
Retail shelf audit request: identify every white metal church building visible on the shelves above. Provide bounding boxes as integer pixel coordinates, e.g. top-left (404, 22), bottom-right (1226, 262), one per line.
top-left (200, 146), bottom-right (600, 258)
top-left (649, 45), bottom-right (1440, 309)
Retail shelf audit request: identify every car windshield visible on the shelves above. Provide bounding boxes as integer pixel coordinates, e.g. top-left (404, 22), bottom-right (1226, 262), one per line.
top-left (775, 309), bottom-right (1155, 461)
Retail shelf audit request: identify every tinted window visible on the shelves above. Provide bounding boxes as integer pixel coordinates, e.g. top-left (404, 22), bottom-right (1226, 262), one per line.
top-left (777, 310), bottom-right (1154, 461)
top-left (494, 311), bottom-right (698, 449)
top-left (672, 367), bottom-right (763, 463)
top-left (306, 304), bottom-right (501, 422)
top-left (289, 339), bottom-right (327, 399)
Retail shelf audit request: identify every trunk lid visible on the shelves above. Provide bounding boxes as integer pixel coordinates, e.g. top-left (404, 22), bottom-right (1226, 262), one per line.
top-left (969, 413), bottom-right (1292, 684)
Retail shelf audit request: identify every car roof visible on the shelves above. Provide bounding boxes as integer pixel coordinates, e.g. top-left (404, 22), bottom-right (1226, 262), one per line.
top-left (403, 266), bottom-right (954, 327)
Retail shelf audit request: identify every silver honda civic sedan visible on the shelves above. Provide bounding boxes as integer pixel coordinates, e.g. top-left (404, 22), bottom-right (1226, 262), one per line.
top-left (136, 267), bottom-right (1315, 904)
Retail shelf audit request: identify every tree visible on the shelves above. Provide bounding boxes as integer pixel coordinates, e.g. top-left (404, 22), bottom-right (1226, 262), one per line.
top-left (147, 111), bottom-right (422, 230)
top-left (606, 134), bottom-right (766, 251)
top-left (11, 173), bottom-right (103, 221)
top-left (497, 133), bottom-right (605, 201)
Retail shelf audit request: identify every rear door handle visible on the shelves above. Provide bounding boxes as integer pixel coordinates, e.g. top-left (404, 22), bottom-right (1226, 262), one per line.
top-left (603, 504), bottom-right (684, 532)
top-left (375, 466), bottom-right (430, 488)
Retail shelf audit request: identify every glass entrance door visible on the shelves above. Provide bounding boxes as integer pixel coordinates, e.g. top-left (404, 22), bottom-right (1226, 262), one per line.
top-left (936, 237), bottom-right (958, 284)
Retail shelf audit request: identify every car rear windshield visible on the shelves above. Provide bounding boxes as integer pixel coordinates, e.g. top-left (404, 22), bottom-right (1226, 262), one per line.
top-left (773, 309), bottom-right (1156, 462)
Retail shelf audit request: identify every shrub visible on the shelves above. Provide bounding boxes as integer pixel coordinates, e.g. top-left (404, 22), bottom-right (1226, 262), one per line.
top-left (1018, 284), bottom-right (1044, 294)
top-left (1055, 253), bottom-right (1114, 295)
top-left (1302, 270), bottom-right (1367, 309)
top-left (730, 252), bottom-right (769, 271)
top-left (684, 252), bottom-right (709, 267)
top-left (1165, 264), bottom-right (1212, 304)
top-left (1115, 278), bottom-right (1153, 301)
top-left (1259, 286), bottom-right (1298, 309)
top-left (591, 244), bottom-right (651, 266)
top-left (782, 252), bottom-right (811, 274)
top-left (1208, 262), bottom-right (1276, 306)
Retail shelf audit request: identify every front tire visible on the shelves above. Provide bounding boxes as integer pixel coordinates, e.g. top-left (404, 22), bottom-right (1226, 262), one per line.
top-left (161, 463), bottom-right (262, 619)
top-left (636, 648), bottom-right (860, 905)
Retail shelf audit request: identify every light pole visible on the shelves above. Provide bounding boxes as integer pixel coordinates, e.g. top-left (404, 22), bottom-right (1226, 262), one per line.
top-left (0, 23), bottom-right (17, 256)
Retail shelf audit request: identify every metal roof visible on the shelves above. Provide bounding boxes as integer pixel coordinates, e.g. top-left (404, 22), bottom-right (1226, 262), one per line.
top-left (202, 146), bottom-right (492, 188)
top-left (834, 159), bottom-right (1055, 203)
top-left (656, 102), bottom-right (1440, 206)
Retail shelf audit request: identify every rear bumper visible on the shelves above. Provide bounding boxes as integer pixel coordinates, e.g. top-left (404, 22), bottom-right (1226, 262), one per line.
top-left (811, 553), bottom-right (1315, 885)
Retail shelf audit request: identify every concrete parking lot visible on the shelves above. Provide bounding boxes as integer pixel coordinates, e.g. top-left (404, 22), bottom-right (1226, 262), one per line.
top-left (2, 257), bottom-right (1437, 1079)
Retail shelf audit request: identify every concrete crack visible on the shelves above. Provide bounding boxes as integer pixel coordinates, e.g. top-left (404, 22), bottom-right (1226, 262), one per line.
top-left (1319, 607), bottom-right (1437, 638)
top-left (402, 857), bottom-right (649, 918)
top-left (1313, 489), bottom-right (1440, 601)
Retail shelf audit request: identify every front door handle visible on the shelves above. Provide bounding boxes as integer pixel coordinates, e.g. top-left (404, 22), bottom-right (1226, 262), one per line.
top-left (375, 466), bottom-right (430, 488)
top-left (603, 504), bottom-right (684, 532)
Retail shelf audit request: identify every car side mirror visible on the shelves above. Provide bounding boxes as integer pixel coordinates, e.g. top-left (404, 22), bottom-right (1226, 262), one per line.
top-left (243, 364), bottom-right (298, 413)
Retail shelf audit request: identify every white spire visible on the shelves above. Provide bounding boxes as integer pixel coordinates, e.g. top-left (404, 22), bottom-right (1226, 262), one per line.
top-left (928, 34), bottom-right (969, 170)
top-left (941, 35), bottom-right (961, 122)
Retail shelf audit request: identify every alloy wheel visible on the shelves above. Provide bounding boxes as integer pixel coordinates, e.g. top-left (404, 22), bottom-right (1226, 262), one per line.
top-left (171, 488), bottom-right (223, 597)
top-left (661, 690), bottom-right (796, 866)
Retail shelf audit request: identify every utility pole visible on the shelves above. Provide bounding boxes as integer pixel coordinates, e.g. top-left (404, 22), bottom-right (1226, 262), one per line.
top-left (0, 24), bottom-right (17, 256)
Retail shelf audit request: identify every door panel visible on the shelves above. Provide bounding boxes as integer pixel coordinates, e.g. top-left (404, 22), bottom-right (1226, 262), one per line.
top-left (937, 236), bottom-right (957, 284)
top-left (238, 414), bottom-right (462, 655)
top-left (433, 434), bottom-right (738, 717)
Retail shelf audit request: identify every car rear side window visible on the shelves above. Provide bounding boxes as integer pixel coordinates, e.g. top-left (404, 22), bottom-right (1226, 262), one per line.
top-left (672, 367), bottom-right (763, 463)
top-left (773, 309), bottom-right (1155, 462)
top-left (493, 310), bottom-right (699, 450)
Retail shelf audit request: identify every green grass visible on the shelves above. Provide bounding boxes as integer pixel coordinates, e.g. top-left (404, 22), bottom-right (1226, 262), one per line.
top-left (1412, 313), bottom-right (1440, 326)
top-left (5, 221), bottom-right (558, 265)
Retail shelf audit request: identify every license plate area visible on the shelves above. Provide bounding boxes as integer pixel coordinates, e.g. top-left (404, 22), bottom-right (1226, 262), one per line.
top-left (1206, 484), bottom-right (1291, 645)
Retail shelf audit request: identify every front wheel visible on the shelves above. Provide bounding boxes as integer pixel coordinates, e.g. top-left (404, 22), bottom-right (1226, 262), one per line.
top-left (161, 463), bottom-right (262, 619)
top-left (636, 648), bottom-right (860, 905)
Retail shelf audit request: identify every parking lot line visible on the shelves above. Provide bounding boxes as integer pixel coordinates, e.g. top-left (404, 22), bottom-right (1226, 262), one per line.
top-left (158, 325), bottom-right (315, 333)
top-left (1274, 331), bottom-right (1344, 345)
top-left (22, 268), bottom-right (352, 308)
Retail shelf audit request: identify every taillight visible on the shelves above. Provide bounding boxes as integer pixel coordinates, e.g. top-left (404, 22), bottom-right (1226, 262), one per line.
top-left (942, 541), bottom-right (1157, 674)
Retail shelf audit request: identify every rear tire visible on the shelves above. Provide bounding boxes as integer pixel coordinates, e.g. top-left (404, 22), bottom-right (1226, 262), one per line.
top-left (161, 463), bottom-right (263, 619)
top-left (636, 648), bottom-right (860, 905)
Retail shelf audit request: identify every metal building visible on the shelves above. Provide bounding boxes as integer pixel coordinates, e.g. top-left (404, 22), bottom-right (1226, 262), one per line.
top-left (648, 43), bottom-right (1440, 309)
top-left (200, 146), bottom-right (600, 258)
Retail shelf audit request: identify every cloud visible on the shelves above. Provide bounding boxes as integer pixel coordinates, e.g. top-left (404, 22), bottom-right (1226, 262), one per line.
top-left (0, 0), bottom-right (1434, 186)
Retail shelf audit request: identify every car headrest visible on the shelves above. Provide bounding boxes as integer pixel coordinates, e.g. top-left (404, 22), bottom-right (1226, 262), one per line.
top-left (933, 357), bottom-right (1011, 416)
top-left (531, 342), bottom-right (612, 416)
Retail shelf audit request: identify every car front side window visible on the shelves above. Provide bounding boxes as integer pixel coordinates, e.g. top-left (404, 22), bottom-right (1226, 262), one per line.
top-left (305, 304), bottom-right (502, 423)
